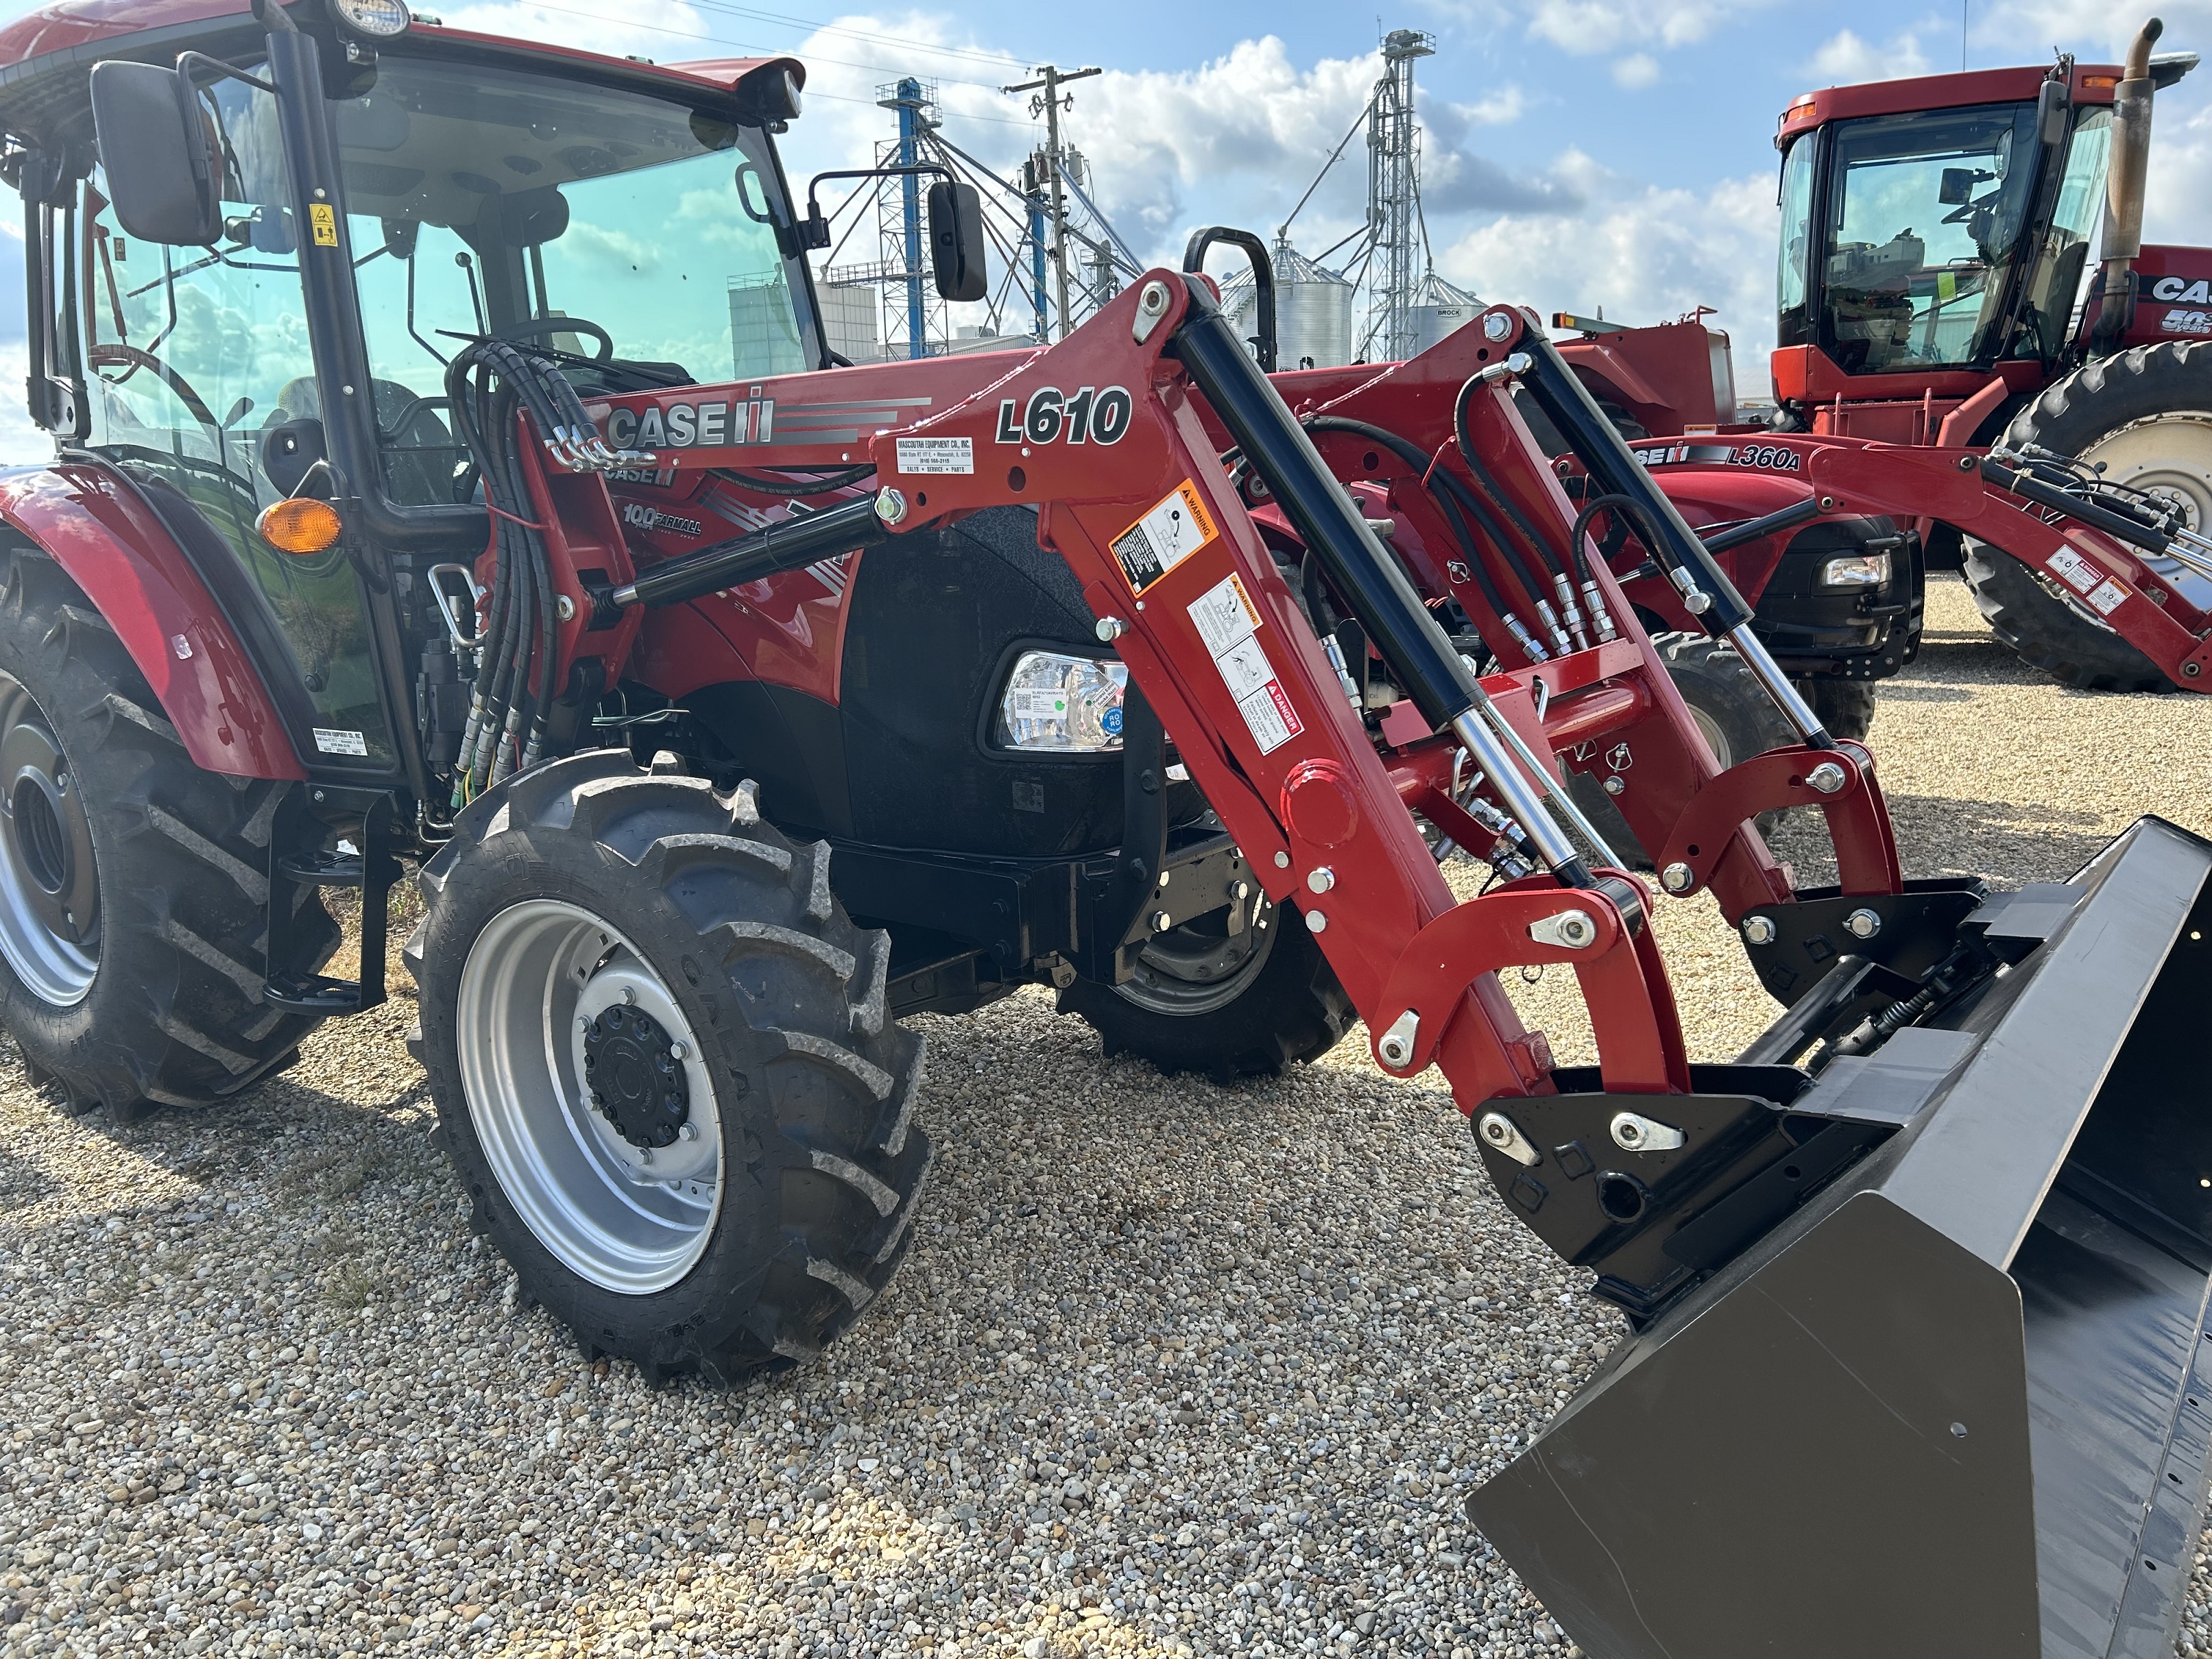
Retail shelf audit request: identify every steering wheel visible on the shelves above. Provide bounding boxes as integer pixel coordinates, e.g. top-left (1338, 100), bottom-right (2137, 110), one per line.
top-left (491, 316), bottom-right (615, 362)
top-left (86, 343), bottom-right (223, 430)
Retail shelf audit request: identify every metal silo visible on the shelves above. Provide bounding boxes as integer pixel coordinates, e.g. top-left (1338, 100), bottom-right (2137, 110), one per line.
top-left (1222, 236), bottom-right (1357, 370)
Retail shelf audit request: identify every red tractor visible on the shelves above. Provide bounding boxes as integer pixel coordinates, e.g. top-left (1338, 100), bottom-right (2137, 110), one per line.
top-left (1553, 19), bottom-right (2211, 691)
top-left (3, 1), bottom-right (2212, 1654)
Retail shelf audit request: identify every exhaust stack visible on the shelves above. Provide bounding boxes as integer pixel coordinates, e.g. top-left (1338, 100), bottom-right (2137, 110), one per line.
top-left (2094, 18), bottom-right (2164, 345)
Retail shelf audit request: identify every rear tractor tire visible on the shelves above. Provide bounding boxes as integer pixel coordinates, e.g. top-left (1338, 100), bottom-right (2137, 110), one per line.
top-left (1058, 884), bottom-right (1354, 1082)
top-left (1964, 340), bottom-right (2212, 692)
top-left (405, 751), bottom-right (930, 1382)
top-left (0, 537), bottom-right (335, 1115)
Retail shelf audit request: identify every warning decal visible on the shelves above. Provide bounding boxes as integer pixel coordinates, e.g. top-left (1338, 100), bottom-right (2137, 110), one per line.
top-left (2046, 546), bottom-right (2102, 595)
top-left (1111, 481), bottom-right (1216, 594)
top-left (1188, 571), bottom-right (1302, 755)
top-left (1188, 570), bottom-right (1260, 656)
top-left (309, 202), bottom-right (339, 248)
top-left (2087, 578), bottom-right (2129, 616)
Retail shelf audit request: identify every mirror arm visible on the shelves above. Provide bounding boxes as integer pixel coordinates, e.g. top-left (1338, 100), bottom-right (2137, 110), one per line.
top-left (173, 51), bottom-right (275, 94)
top-left (797, 163), bottom-right (952, 250)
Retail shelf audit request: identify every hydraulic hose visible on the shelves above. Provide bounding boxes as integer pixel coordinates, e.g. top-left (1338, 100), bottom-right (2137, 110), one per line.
top-left (1301, 415), bottom-right (1514, 640)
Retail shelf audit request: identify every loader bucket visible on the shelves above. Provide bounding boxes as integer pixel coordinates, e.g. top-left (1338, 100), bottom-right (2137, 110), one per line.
top-left (1467, 815), bottom-right (2212, 1659)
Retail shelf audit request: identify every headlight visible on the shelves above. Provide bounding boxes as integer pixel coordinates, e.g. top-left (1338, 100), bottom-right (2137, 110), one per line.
top-left (996, 651), bottom-right (1127, 752)
top-left (1818, 551), bottom-right (1890, 588)
top-left (333, 0), bottom-right (412, 37)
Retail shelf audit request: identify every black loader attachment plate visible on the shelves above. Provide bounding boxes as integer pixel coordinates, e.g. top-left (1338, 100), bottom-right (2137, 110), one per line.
top-left (1465, 815), bottom-right (2212, 1659)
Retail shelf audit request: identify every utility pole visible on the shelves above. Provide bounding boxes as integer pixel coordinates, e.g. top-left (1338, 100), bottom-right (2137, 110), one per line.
top-left (1004, 63), bottom-right (1100, 339)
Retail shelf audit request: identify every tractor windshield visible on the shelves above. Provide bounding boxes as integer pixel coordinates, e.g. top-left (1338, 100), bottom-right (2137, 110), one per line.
top-left (1815, 100), bottom-right (2044, 374)
top-left (336, 54), bottom-right (813, 505)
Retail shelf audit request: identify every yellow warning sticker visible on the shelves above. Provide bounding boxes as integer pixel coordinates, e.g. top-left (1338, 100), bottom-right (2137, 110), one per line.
top-left (309, 203), bottom-right (339, 247)
top-left (1110, 480), bottom-right (1216, 594)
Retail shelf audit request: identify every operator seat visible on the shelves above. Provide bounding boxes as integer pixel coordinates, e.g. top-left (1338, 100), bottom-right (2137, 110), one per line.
top-left (265, 377), bottom-right (463, 507)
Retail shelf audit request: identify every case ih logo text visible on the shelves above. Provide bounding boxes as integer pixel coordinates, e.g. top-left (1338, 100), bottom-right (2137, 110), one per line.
top-left (995, 385), bottom-right (1133, 446)
top-left (605, 400), bottom-right (775, 449)
top-left (2152, 276), bottom-right (2212, 305)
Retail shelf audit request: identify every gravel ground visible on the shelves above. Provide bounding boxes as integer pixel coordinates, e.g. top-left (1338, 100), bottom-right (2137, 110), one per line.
top-left (2, 576), bottom-right (2210, 1659)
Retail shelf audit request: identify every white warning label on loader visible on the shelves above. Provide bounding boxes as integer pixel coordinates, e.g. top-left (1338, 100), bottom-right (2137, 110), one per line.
top-left (1188, 571), bottom-right (1301, 755)
top-left (2046, 546), bottom-right (2103, 594)
top-left (894, 436), bottom-right (973, 474)
top-left (1188, 570), bottom-right (1260, 656)
top-left (2087, 578), bottom-right (2130, 616)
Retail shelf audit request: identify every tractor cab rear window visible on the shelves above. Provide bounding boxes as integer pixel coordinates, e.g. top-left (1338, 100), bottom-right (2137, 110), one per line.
top-left (1817, 101), bottom-right (2043, 374)
top-left (339, 55), bottom-right (810, 504)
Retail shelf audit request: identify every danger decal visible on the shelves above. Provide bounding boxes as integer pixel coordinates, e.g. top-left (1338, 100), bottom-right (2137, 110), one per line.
top-left (2045, 546), bottom-right (2105, 596)
top-left (1111, 481), bottom-right (1216, 595)
top-left (1188, 572), bottom-right (1302, 756)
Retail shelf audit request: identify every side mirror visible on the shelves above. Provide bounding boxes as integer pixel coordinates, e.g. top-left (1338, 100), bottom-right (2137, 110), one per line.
top-left (1938, 167), bottom-right (1977, 206)
top-left (928, 180), bottom-right (987, 303)
top-left (2036, 77), bottom-right (2069, 146)
top-left (88, 60), bottom-right (221, 245)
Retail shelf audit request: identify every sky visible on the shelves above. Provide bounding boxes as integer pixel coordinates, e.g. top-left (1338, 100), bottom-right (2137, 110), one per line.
top-left (1, 0), bottom-right (2207, 459)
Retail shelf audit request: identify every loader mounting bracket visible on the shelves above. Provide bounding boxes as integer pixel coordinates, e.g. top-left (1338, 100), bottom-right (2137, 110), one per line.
top-left (1739, 879), bottom-right (1987, 1006)
top-left (1473, 1064), bottom-right (1901, 1324)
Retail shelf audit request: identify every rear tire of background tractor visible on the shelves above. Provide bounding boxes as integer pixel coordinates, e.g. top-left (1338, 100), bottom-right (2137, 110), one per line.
top-left (0, 537), bottom-right (336, 1116)
top-left (405, 751), bottom-right (929, 1383)
top-left (1567, 634), bottom-right (1798, 869)
top-left (1963, 340), bottom-right (2212, 692)
top-left (1059, 892), bottom-right (1353, 1082)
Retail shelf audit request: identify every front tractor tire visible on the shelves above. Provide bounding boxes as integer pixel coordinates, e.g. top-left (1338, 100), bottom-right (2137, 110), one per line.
top-left (1058, 888), bottom-right (1354, 1082)
top-left (405, 751), bottom-right (930, 1382)
top-left (0, 537), bottom-right (336, 1115)
top-left (1964, 340), bottom-right (2212, 692)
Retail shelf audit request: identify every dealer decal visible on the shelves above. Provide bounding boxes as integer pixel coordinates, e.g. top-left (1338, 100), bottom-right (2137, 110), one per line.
top-left (996, 385), bottom-right (1133, 447)
top-left (1111, 481), bottom-right (1216, 594)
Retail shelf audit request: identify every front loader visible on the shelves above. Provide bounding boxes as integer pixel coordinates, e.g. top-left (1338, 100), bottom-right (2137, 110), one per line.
top-left (2, 1), bottom-right (2210, 1654)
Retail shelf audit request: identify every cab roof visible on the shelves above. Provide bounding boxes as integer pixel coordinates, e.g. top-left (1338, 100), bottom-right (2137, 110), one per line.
top-left (0, 0), bottom-right (803, 145)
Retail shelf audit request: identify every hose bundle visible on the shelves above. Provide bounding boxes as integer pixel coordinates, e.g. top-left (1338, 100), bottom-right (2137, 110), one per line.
top-left (444, 338), bottom-right (638, 807)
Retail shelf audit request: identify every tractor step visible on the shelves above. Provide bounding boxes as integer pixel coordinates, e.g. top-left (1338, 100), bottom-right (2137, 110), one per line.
top-left (263, 786), bottom-right (401, 1018)
top-left (262, 971), bottom-right (372, 1015)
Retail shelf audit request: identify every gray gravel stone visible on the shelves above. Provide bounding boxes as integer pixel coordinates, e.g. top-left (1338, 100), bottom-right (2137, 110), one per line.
top-left (1, 577), bottom-right (2207, 1658)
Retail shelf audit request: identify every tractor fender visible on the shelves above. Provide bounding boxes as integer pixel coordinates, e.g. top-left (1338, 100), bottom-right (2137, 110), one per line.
top-left (0, 462), bottom-right (304, 779)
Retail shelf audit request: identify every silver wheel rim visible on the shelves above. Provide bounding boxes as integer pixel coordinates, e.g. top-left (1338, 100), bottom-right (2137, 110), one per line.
top-left (1111, 886), bottom-right (1278, 1017)
top-left (1685, 702), bottom-right (1733, 769)
top-left (455, 899), bottom-right (723, 1294)
top-left (2077, 411), bottom-right (2212, 616)
top-left (0, 670), bottom-right (98, 1006)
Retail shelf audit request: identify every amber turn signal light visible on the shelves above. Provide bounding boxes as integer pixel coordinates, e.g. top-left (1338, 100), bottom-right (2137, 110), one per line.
top-left (256, 496), bottom-right (343, 555)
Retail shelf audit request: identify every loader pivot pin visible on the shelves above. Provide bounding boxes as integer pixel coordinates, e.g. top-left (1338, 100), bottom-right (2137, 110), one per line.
top-left (583, 1004), bottom-right (692, 1150)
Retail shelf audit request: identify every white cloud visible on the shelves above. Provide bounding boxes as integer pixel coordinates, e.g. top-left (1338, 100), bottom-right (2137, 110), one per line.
top-left (1611, 53), bottom-right (1660, 88)
top-left (1455, 84), bottom-right (1530, 125)
top-left (1437, 157), bottom-right (1782, 393)
top-left (1803, 28), bottom-right (1932, 86)
top-left (1517, 0), bottom-right (1772, 55)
